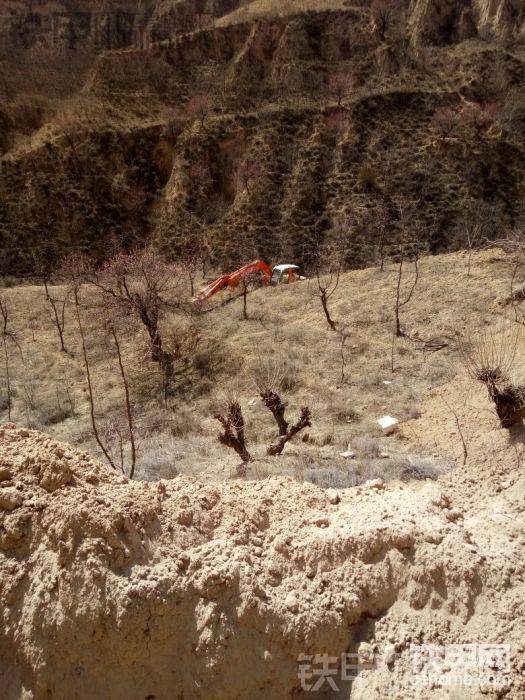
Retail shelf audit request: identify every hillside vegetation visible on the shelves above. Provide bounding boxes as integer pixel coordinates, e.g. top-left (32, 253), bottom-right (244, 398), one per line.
top-left (0, 248), bottom-right (521, 483)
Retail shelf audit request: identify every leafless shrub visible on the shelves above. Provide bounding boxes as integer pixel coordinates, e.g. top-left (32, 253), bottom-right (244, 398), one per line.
top-left (499, 86), bottom-right (525, 137)
top-left (187, 94), bottom-right (212, 129)
top-left (431, 107), bottom-right (459, 141)
top-left (136, 433), bottom-right (186, 480)
top-left (392, 456), bottom-right (444, 482)
top-left (496, 230), bottom-right (525, 323)
top-left (252, 352), bottom-right (299, 393)
top-left (441, 391), bottom-right (472, 466)
top-left (352, 435), bottom-right (382, 458)
top-left (300, 466), bottom-right (360, 489)
top-left (326, 72), bottom-right (355, 106)
top-left (458, 101), bottom-right (500, 139)
top-left (464, 223), bottom-right (484, 277)
top-left (461, 326), bottom-right (525, 427)
top-left (312, 244), bottom-right (346, 331)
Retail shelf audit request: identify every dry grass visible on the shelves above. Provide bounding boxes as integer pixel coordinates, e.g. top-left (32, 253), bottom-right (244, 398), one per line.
top-left (0, 249), bottom-right (516, 482)
top-left (216, 0), bottom-right (349, 26)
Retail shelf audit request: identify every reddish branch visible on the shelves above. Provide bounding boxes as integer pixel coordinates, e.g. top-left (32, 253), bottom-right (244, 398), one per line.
top-left (74, 283), bottom-right (117, 470)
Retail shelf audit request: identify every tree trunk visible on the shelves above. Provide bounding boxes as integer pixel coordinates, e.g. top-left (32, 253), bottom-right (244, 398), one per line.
top-left (111, 325), bottom-right (137, 479)
top-left (242, 282), bottom-right (248, 319)
top-left (74, 290), bottom-right (116, 470)
top-left (321, 291), bottom-right (337, 331)
top-left (215, 402), bottom-right (251, 463)
top-left (261, 390), bottom-right (288, 436)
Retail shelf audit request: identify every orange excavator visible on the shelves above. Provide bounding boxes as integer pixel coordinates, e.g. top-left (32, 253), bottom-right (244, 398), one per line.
top-left (196, 260), bottom-right (303, 302)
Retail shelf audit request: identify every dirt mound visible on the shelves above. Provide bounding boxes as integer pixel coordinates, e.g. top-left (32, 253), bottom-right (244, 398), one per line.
top-left (1, 422), bottom-right (524, 698)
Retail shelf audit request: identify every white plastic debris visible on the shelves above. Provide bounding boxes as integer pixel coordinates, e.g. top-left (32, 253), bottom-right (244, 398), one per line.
top-left (377, 415), bottom-right (399, 435)
top-left (339, 450), bottom-right (356, 459)
top-left (382, 380), bottom-right (392, 385)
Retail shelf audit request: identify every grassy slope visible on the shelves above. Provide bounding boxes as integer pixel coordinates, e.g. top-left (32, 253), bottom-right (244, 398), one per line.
top-left (216, 0), bottom-right (349, 25)
top-left (0, 249), bottom-right (520, 484)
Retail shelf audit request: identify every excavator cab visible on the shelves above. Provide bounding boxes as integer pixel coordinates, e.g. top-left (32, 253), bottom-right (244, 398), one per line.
top-left (270, 264), bottom-right (302, 285)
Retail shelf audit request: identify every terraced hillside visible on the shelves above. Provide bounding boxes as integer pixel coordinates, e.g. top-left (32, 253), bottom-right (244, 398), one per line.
top-left (0, 0), bottom-right (525, 275)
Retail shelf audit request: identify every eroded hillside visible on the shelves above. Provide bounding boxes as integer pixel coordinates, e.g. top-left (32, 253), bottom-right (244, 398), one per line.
top-left (1, 1), bottom-right (525, 275)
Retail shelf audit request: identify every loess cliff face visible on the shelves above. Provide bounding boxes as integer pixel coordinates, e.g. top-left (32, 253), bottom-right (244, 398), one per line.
top-left (0, 1), bottom-right (525, 274)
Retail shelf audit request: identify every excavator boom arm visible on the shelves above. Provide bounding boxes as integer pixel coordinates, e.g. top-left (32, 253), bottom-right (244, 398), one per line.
top-left (197, 260), bottom-right (272, 301)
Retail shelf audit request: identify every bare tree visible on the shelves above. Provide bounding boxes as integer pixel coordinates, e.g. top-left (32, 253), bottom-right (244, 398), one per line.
top-left (94, 248), bottom-right (188, 400)
top-left (234, 156), bottom-right (260, 195)
top-left (337, 325), bottom-right (351, 385)
top-left (187, 94), bottom-right (211, 129)
top-left (442, 394), bottom-right (471, 466)
top-left (371, 0), bottom-right (396, 41)
top-left (60, 253), bottom-right (117, 470)
top-left (464, 222), bottom-right (484, 277)
top-left (0, 296), bottom-right (21, 421)
top-left (107, 319), bottom-right (137, 479)
top-left (214, 398), bottom-right (251, 464)
top-left (327, 72), bottom-right (355, 107)
top-left (253, 358), bottom-right (313, 451)
top-left (42, 275), bottom-right (70, 353)
top-left (394, 248), bottom-right (419, 339)
top-left (182, 255), bottom-right (201, 298)
top-left (461, 326), bottom-right (525, 427)
top-left (312, 245), bottom-right (346, 331)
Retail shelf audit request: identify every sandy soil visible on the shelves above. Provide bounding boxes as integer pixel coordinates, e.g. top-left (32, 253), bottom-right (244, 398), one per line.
top-left (1, 391), bottom-right (524, 698)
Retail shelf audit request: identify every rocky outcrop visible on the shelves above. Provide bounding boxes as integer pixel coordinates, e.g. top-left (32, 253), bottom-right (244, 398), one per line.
top-left (409, 0), bottom-right (525, 45)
